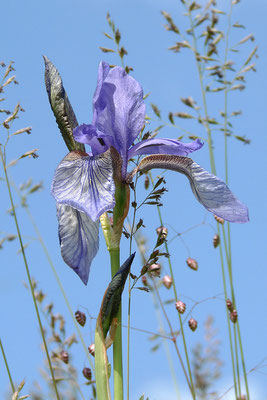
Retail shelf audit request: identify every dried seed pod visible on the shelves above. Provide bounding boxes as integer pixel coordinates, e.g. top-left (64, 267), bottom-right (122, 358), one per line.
top-left (186, 257), bottom-right (198, 271)
top-left (213, 234), bottom-right (220, 248)
top-left (214, 214), bottom-right (224, 224)
top-left (88, 343), bottom-right (95, 357)
top-left (59, 350), bottom-right (69, 364)
top-left (188, 317), bottom-right (198, 332)
top-left (144, 175), bottom-right (149, 189)
top-left (75, 310), bottom-right (86, 327)
top-left (148, 263), bottom-right (161, 277)
top-left (230, 309), bottom-right (238, 323)
top-left (82, 367), bottom-right (92, 381)
top-left (141, 275), bottom-right (148, 286)
top-left (175, 300), bottom-right (186, 314)
top-left (226, 298), bottom-right (234, 312)
top-left (156, 226), bottom-right (168, 239)
top-left (162, 275), bottom-right (172, 289)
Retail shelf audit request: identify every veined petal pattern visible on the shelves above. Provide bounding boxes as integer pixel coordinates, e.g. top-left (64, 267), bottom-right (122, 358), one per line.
top-left (52, 149), bottom-right (115, 222)
top-left (57, 204), bottom-right (99, 284)
top-left (127, 154), bottom-right (249, 223)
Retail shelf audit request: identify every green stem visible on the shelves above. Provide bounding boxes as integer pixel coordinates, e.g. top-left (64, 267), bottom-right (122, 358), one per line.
top-left (0, 146), bottom-right (60, 400)
top-left (0, 337), bottom-right (15, 393)
top-left (110, 248), bottom-right (123, 400)
top-left (149, 172), bottom-right (195, 399)
top-left (218, 226), bottom-right (238, 398)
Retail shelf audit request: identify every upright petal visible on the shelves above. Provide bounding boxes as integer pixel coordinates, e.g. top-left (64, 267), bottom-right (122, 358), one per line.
top-left (127, 154), bottom-right (249, 223)
top-left (52, 149), bottom-right (115, 222)
top-left (94, 65), bottom-right (146, 171)
top-left (57, 204), bottom-right (99, 284)
top-left (128, 138), bottom-right (203, 159)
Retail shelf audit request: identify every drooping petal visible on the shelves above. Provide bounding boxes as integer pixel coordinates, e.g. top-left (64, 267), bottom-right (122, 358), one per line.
top-left (52, 149), bottom-right (116, 222)
top-left (57, 204), bottom-right (99, 284)
top-left (128, 138), bottom-right (203, 159)
top-left (94, 65), bottom-right (146, 173)
top-left (127, 154), bottom-right (249, 223)
top-left (73, 124), bottom-right (114, 155)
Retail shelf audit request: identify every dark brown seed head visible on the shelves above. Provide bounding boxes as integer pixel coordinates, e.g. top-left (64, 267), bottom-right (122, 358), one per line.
top-left (226, 298), bottom-right (234, 312)
top-left (213, 234), bottom-right (220, 248)
top-left (60, 350), bottom-right (69, 364)
top-left (82, 367), bottom-right (92, 380)
top-left (188, 317), bottom-right (198, 332)
top-left (88, 343), bottom-right (95, 357)
top-left (144, 175), bottom-right (149, 189)
top-left (162, 275), bottom-right (172, 289)
top-left (156, 226), bottom-right (168, 239)
top-left (148, 263), bottom-right (161, 277)
top-left (175, 300), bottom-right (186, 314)
top-left (230, 309), bottom-right (238, 323)
top-left (75, 310), bottom-right (86, 327)
top-left (186, 257), bottom-right (198, 271)
top-left (214, 214), bottom-right (225, 224)
top-left (142, 275), bottom-right (148, 286)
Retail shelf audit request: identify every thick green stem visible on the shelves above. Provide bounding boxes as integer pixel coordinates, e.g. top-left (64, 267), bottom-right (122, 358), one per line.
top-left (110, 248), bottom-right (123, 400)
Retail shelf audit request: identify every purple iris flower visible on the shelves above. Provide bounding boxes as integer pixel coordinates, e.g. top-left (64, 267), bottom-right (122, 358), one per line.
top-left (51, 61), bottom-right (248, 284)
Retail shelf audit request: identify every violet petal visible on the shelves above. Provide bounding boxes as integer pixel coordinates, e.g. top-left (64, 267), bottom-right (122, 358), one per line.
top-left (128, 138), bottom-right (203, 159)
top-left (57, 204), bottom-right (99, 285)
top-left (52, 149), bottom-right (115, 222)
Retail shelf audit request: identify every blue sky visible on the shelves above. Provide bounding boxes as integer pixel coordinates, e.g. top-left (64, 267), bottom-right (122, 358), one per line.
top-left (1, 0), bottom-right (267, 399)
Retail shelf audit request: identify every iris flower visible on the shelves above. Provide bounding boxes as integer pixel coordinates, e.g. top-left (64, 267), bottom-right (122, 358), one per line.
top-left (46, 60), bottom-right (248, 285)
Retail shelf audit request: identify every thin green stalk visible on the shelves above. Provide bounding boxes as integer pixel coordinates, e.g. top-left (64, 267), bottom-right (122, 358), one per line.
top-left (0, 146), bottom-right (60, 400)
top-left (150, 287), bottom-right (181, 400)
top-left (218, 225), bottom-right (238, 398)
top-left (223, 3), bottom-right (250, 397)
top-left (234, 324), bottom-right (241, 398)
top-left (24, 205), bottom-right (94, 371)
top-left (127, 175), bottom-right (138, 400)
top-left (109, 248), bottom-right (123, 400)
top-left (0, 337), bottom-right (15, 393)
top-left (148, 172), bottom-right (195, 399)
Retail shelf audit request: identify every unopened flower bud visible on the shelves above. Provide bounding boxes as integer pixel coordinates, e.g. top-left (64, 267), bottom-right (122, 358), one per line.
top-left (75, 310), bottom-right (86, 327)
top-left (214, 214), bottom-right (224, 224)
top-left (60, 350), bottom-right (69, 364)
top-left (144, 175), bottom-right (149, 189)
top-left (162, 275), bottom-right (172, 289)
top-left (175, 300), bottom-right (186, 314)
top-left (238, 395), bottom-right (246, 400)
top-left (226, 298), bottom-right (234, 312)
top-left (186, 257), bottom-right (198, 271)
top-left (88, 343), bottom-right (95, 357)
top-left (156, 226), bottom-right (168, 239)
top-left (142, 275), bottom-right (148, 286)
top-left (188, 317), bottom-right (198, 332)
top-left (148, 263), bottom-right (161, 277)
top-left (82, 367), bottom-right (92, 380)
top-left (213, 234), bottom-right (220, 248)
top-left (230, 309), bottom-right (238, 323)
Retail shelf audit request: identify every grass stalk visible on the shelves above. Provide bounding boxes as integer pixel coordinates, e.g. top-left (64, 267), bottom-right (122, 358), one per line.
top-left (0, 146), bottom-right (60, 400)
top-left (148, 171), bottom-right (196, 398)
top-left (23, 205), bottom-right (94, 370)
top-left (0, 337), bottom-right (15, 393)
